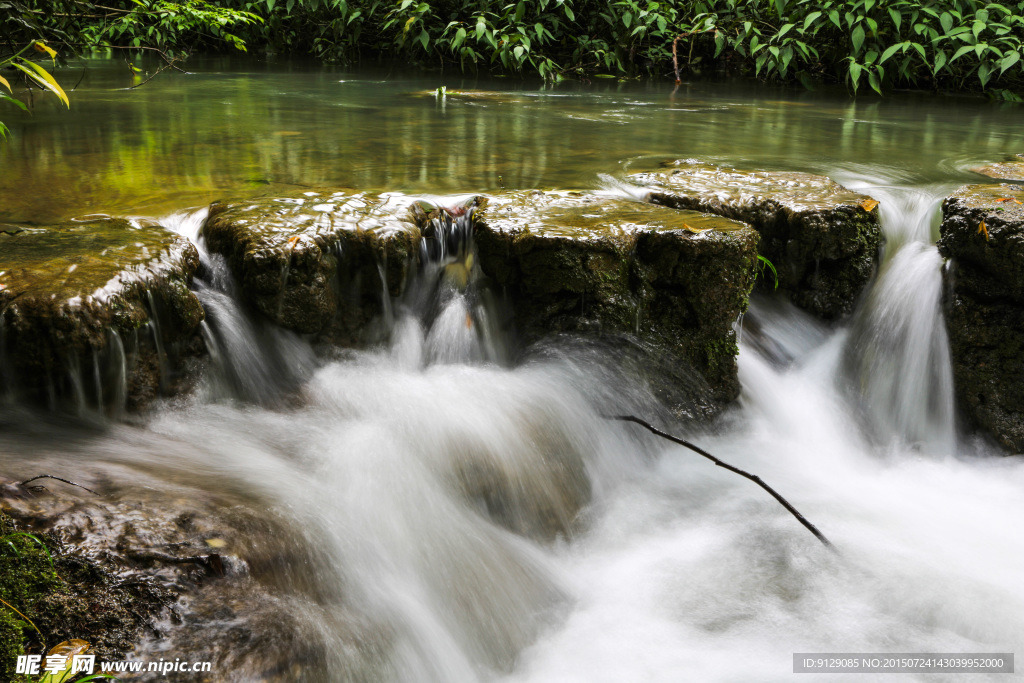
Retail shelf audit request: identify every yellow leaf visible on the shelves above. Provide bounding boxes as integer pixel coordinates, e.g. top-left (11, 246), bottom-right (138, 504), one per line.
top-left (205, 538), bottom-right (227, 548)
top-left (0, 75), bottom-right (9, 92)
top-left (978, 220), bottom-right (989, 241)
top-left (39, 639), bottom-right (89, 683)
top-left (33, 41), bottom-right (57, 61)
top-left (683, 223), bottom-right (710, 234)
top-left (404, 16), bottom-right (416, 35)
top-left (860, 198), bottom-right (879, 212)
top-left (287, 235), bottom-right (300, 248)
top-left (13, 61), bottom-right (69, 108)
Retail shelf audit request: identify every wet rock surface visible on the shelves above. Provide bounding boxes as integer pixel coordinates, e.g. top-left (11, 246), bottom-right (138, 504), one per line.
top-left (629, 160), bottom-right (882, 320)
top-left (972, 153), bottom-right (1024, 182)
top-left (939, 183), bottom-right (1024, 452)
top-left (474, 190), bottom-right (759, 416)
top-left (0, 218), bottom-right (204, 411)
top-left (202, 190), bottom-right (422, 342)
top-left (0, 455), bottom-right (370, 682)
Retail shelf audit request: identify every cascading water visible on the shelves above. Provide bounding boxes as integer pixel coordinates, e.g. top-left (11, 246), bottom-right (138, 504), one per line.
top-left (838, 181), bottom-right (959, 454)
top-left (3, 177), bottom-right (1023, 682)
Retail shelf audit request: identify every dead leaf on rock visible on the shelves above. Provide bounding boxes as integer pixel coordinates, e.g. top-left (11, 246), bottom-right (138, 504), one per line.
top-left (860, 198), bottom-right (880, 212)
top-left (978, 220), bottom-right (990, 241)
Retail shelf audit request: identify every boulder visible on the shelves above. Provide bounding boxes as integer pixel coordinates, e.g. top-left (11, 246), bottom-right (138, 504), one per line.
top-left (972, 153), bottom-right (1024, 181)
top-left (202, 190), bottom-right (421, 342)
top-left (629, 160), bottom-right (882, 319)
top-left (938, 183), bottom-right (1024, 452)
top-left (0, 218), bottom-right (203, 411)
top-left (474, 190), bottom-right (760, 415)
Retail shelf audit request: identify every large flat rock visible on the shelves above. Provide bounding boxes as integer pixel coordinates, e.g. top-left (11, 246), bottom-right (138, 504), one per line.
top-left (939, 183), bottom-right (1024, 451)
top-left (203, 190), bottom-right (422, 340)
top-left (475, 190), bottom-right (760, 416)
top-left (0, 218), bottom-right (203, 410)
top-left (629, 160), bottom-right (882, 319)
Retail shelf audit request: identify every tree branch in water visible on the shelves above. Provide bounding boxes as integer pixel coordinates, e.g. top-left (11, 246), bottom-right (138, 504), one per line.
top-left (609, 415), bottom-right (833, 549)
top-left (19, 475), bottom-right (99, 496)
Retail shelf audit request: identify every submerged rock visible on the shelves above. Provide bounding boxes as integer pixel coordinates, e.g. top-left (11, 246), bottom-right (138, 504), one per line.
top-left (475, 190), bottom-right (759, 415)
top-left (629, 160), bottom-right (882, 319)
top-left (202, 190), bottom-right (421, 342)
top-left (0, 218), bottom-right (203, 411)
top-left (938, 183), bottom-right (1024, 452)
top-left (972, 154), bottom-right (1024, 181)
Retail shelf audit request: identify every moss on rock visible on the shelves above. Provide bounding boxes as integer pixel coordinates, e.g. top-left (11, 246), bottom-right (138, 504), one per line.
top-left (475, 190), bottom-right (759, 416)
top-left (202, 190), bottom-right (423, 342)
top-left (938, 183), bottom-right (1024, 452)
top-left (628, 160), bottom-right (882, 320)
top-left (0, 218), bottom-right (204, 411)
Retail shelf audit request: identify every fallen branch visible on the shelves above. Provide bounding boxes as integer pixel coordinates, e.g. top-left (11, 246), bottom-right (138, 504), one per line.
top-left (609, 415), bottom-right (833, 549)
top-left (19, 475), bottom-right (100, 496)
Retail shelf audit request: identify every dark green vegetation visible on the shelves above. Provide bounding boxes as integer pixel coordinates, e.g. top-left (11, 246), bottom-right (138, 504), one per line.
top-left (939, 183), bottom-right (1024, 452)
top-left (4, 0), bottom-right (1024, 97)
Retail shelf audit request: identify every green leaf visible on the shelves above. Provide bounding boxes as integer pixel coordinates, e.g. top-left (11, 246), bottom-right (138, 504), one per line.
top-left (777, 23), bottom-right (794, 39)
top-left (453, 27), bottom-right (466, 49)
top-left (417, 28), bottom-right (429, 50)
top-left (851, 24), bottom-right (865, 53)
top-left (1000, 50), bottom-right (1020, 74)
top-left (940, 12), bottom-right (953, 33)
top-left (623, 11), bottom-right (632, 28)
top-left (933, 49), bottom-right (947, 73)
top-left (564, 5), bottom-right (574, 21)
top-left (12, 61), bottom-right (69, 108)
top-left (973, 19), bottom-right (986, 39)
top-left (868, 69), bottom-right (882, 94)
top-left (829, 10), bottom-right (841, 29)
top-left (880, 42), bottom-right (902, 63)
top-left (950, 44), bottom-right (974, 61)
top-left (803, 11), bottom-right (821, 31)
top-left (978, 61), bottom-right (993, 86)
top-left (888, 7), bottom-right (902, 32)
top-left (849, 60), bottom-right (863, 91)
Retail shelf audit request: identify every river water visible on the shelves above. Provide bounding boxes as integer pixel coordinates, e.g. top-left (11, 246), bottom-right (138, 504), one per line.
top-left (2, 60), bottom-right (1024, 681)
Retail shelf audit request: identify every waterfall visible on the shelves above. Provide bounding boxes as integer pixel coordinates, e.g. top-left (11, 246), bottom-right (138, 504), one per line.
top-left (839, 182), bottom-right (958, 455)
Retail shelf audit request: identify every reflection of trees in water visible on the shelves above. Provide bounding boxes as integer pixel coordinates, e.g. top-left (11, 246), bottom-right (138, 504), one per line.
top-left (1, 65), bottom-right (1020, 223)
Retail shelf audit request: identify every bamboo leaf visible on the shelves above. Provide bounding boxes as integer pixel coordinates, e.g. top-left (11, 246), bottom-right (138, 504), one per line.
top-left (13, 61), bottom-right (69, 108)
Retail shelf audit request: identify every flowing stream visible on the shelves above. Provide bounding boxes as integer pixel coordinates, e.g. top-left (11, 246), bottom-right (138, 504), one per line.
top-left (2, 61), bottom-right (1024, 681)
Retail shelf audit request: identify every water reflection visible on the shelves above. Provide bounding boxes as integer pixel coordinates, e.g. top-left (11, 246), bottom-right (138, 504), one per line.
top-left (2, 58), bottom-right (1023, 225)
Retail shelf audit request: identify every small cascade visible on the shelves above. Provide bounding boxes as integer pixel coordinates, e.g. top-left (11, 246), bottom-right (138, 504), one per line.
top-left (402, 201), bottom-right (505, 366)
top-left (840, 185), bottom-right (958, 454)
top-left (191, 253), bottom-right (316, 405)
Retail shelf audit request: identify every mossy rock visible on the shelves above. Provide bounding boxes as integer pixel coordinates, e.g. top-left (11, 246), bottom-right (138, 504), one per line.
top-left (0, 218), bottom-right (204, 411)
top-left (0, 510), bottom-right (173, 681)
top-left (939, 183), bottom-right (1024, 452)
top-left (203, 190), bottom-right (422, 341)
top-left (475, 190), bottom-right (759, 416)
top-left (628, 160), bottom-right (882, 320)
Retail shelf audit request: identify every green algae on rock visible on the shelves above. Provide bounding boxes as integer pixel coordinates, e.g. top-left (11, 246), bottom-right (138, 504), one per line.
top-left (939, 183), bottom-right (1024, 452)
top-left (0, 510), bottom-right (172, 683)
top-left (0, 218), bottom-right (204, 411)
top-left (474, 190), bottom-right (759, 416)
top-left (628, 160), bottom-right (882, 320)
top-left (202, 190), bottom-right (423, 342)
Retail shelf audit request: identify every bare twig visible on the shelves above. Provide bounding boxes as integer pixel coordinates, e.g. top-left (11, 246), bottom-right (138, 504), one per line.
top-left (609, 415), bottom-right (834, 548)
top-left (19, 475), bottom-right (100, 496)
top-left (671, 29), bottom-right (712, 84)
